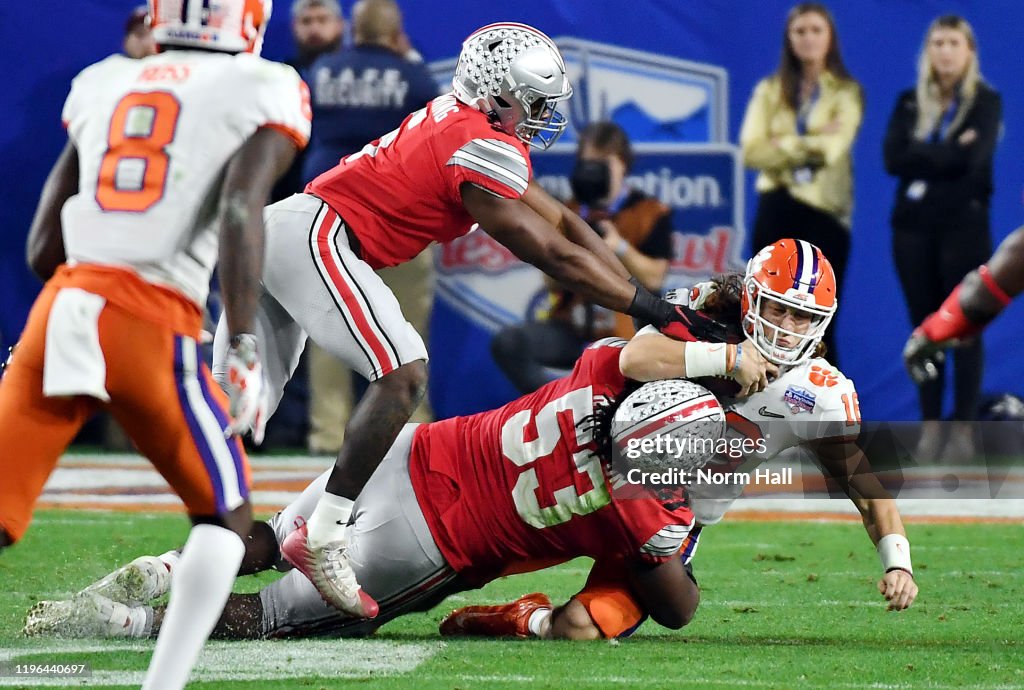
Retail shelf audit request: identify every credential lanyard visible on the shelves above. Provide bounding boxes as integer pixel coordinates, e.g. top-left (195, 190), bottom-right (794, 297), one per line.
top-left (796, 83), bottom-right (820, 136)
top-left (931, 95), bottom-right (960, 143)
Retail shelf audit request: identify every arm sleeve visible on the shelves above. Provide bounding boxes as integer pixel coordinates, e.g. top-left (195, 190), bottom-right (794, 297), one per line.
top-left (883, 88), bottom-right (1001, 180)
top-left (577, 338), bottom-right (629, 388)
top-left (740, 79), bottom-right (800, 170)
top-left (447, 136), bottom-right (532, 200)
top-left (882, 91), bottom-right (917, 177)
top-left (794, 377), bottom-right (861, 444)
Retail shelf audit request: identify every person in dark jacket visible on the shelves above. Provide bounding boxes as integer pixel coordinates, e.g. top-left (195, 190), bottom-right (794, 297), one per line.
top-left (884, 15), bottom-right (1002, 463)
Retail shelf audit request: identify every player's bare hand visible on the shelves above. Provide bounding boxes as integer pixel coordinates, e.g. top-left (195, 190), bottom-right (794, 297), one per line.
top-left (877, 570), bottom-right (917, 611)
top-left (223, 333), bottom-right (269, 445)
top-left (730, 341), bottom-right (778, 397)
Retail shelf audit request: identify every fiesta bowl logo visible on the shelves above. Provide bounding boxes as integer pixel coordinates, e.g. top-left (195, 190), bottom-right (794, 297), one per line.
top-left (429, 38), bottom-right (745, 328)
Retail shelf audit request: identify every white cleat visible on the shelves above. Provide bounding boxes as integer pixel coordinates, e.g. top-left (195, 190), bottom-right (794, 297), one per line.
top-left (280, 524), bottom-right (379, 618)
top-left (24, 594), bottom-right (137, 639)
top-left (79, 555), bottom-right (170, 606)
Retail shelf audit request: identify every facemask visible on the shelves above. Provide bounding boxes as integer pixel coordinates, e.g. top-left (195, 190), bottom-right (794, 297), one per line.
top-left (570, 160), bottom-right (611, 206)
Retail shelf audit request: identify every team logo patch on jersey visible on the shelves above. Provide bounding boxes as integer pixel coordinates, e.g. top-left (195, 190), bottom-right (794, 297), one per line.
top-left (783, 385), bottom-right (816, 415)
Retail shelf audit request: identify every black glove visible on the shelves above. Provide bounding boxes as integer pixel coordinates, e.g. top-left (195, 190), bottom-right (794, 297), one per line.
top-left (626, 278), bottom-right (736, 343)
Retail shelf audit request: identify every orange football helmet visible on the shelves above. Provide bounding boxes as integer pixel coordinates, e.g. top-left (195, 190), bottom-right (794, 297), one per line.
top-left (149, 0), bottom-right (270, 55)
top-left (741, 239), bottom-right (838, 365)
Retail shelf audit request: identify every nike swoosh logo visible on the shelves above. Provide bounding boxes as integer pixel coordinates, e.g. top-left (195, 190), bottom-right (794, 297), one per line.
top-left (759, 406), bottom-right (785, 419)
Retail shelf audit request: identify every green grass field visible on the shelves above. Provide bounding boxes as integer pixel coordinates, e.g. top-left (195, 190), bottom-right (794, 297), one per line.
top-left (1, 510), bottom-right (1021, 689)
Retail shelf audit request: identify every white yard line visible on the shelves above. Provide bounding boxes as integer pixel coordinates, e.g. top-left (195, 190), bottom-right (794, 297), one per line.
top-left (0, 640), bottom-right (442, 686)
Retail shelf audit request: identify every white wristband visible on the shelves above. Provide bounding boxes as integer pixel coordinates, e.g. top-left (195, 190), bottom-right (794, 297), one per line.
top-left (684, 342), bottom-right (729, 378)
top-left (877, 534), bottom-right (913, 575)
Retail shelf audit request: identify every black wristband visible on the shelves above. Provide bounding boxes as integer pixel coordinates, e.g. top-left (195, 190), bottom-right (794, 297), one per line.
top-left (626, 280), bottom-right (673, 329)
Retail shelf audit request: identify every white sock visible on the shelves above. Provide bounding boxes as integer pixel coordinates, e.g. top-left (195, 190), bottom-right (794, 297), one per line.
top-left (306, 493), bottom-right (354, 548)
top-left (141, 524), bottom-right (244, 690)
top-left (527, 608), bottom-right (552, 638)
top-left (158, 550), bottom-right (181, 574)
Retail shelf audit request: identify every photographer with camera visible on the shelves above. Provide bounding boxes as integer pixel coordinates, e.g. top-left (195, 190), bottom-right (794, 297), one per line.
top-left (491, 122), bottom-right (674, 394)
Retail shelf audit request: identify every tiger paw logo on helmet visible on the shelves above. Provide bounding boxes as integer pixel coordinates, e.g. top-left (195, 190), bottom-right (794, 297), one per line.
top-left (808, 365), bottom-right (839, 388)
top-left (741, 239), bottom-right (838, 367)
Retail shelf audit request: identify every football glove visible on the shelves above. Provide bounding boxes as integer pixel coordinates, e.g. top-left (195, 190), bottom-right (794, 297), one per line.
top-left (902, 328), bottom-right (948, 384)
top-left (223, 333), bottom-right (268, 445)
top-left (661, 303), bottom-right (737, 343)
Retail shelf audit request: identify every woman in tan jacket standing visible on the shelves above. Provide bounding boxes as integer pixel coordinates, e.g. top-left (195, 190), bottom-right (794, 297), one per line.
top-left (740, 2), bottom-right (862, 364)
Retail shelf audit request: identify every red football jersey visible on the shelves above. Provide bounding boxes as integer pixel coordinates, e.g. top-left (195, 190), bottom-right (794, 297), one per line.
top-left (306, 93), bottom-right (532, 269)
top-left (408, 339), bottom-right (695, 586)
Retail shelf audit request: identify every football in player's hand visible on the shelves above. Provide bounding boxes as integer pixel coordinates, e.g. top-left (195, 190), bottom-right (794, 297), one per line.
top-left (690, 375), bottom-right (742, 401)
top-left (611, 379), bottom-right (726, 474)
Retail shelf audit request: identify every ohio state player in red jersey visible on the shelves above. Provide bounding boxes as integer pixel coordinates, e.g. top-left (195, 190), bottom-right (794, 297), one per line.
top-left (29, 338), bottom-right (759, 640)
top-left (206, 21), bottom-right (720, 618)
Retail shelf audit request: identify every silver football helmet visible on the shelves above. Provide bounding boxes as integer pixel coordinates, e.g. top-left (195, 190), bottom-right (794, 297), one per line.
top-left (452, 22), bottom-right (572, 150)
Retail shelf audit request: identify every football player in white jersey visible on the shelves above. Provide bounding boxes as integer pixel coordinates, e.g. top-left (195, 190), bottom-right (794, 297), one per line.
top-left (0, 1), bottom-right (310, 687)
top-left (442, 239), bottom-right (919, 640)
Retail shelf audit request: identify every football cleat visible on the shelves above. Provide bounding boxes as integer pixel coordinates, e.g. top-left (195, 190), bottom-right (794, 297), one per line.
top-left (439, 592), bottom-right (552, 638)
top-left (79, 555), bottom-right (170, 606)
top-left (280, 523), bottom-right (379, 619)
top-left (24, 594), bottom-right (136, 638)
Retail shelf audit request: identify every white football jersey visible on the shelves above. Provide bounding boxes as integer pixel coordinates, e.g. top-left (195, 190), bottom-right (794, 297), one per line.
top-left (60, 51), bottom-right (311, 306)
top-left (638, 283), bottom-right (861, 524)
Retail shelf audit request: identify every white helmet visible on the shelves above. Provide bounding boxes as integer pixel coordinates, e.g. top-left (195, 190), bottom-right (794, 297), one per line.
top-left (452, 22), bottom-right (572, 150)
top-left (149, 0), bottom-right (272, 56)
top-left (612, 379), bottom-right (725, 474)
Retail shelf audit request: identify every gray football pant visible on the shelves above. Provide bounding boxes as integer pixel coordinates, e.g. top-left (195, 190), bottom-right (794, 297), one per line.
top-left (261, 424), bottom-right (459, 637)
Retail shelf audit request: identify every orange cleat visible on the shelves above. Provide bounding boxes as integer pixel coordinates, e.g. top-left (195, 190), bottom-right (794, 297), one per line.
top-left (439, 592), bottom-right (552, 638)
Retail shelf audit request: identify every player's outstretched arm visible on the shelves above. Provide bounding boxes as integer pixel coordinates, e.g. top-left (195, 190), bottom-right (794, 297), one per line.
top-left (26, 141), bottom-right (78, 281)
top-left (960, 225), bottom-right (1024, 315)
top-left (904, 225), bottom-right (1024, 383)
top-left (620, 333), bottom-right (775, 397)
top-left (462, 182), bottom-right (671, 327)
top-left (813, 441), bottom-right (918, 611)
top-left (518, 180), bottom-right (630, 279)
